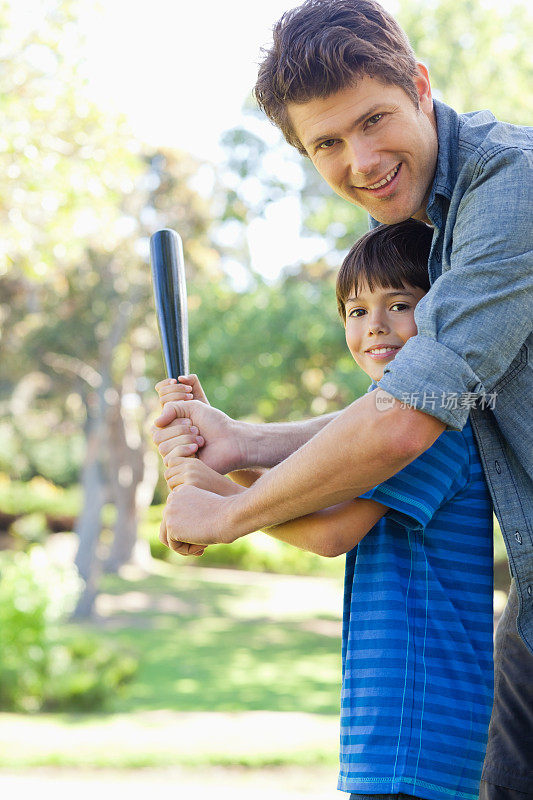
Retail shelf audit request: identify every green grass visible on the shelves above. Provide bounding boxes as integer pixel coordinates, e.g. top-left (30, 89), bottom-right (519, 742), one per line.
top-left (0, 564), bottom-right (342, 768)
top-left (83, 568), bottom-right (342, 716)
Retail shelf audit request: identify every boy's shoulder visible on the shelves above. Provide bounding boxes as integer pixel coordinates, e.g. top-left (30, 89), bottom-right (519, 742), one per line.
top-left (360, 413), bottom-right (487, 532)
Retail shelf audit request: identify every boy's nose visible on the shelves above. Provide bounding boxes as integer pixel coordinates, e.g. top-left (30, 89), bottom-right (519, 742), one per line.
top-left (368, 318), bottom-right (390, 335)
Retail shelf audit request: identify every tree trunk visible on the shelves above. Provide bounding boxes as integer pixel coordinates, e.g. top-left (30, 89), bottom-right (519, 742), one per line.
top-left (104, 394), bottom-right (143, 572)
top-left (72, 394), bottom-right (107, 619)
top-left (104, 355), bottom-right (159, 574)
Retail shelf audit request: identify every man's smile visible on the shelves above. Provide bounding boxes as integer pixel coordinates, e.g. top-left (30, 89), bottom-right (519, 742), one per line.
top-left (355, 163), bottom-right (402, 196)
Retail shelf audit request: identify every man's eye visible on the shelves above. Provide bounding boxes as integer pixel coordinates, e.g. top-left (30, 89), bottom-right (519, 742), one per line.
top-left (318, 139), bottom-right (337, 150)
top-left (366, 113), bottom-right (383, 127)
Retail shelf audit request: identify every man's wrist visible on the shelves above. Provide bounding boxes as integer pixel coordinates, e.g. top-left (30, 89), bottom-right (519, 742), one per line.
top-left (228, 418), bottom-right (262, 470)
top-left (221, 492), bottom-right (252, 542)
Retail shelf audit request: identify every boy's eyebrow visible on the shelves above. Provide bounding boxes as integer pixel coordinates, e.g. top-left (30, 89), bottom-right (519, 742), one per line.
top-left (346, 290), bottom-right (417, 303)
top-left (307, 104), bottom-right (382, 148)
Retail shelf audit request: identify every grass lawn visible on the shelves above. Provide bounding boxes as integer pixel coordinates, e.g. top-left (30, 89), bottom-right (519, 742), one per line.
top-left (92, 563), bottom-right (343, 716)
top-left (0, 562), bottom-right (344, 768)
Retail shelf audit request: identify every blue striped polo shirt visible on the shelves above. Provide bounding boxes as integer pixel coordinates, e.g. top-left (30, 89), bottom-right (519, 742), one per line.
top-left (338, 419), bottom-right (493, 800)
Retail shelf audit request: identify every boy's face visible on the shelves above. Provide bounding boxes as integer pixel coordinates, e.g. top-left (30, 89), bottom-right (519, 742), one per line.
top-left (344, 281), bottom-right (426, 382)
top-left (287, 68), bottom-right (438, 224)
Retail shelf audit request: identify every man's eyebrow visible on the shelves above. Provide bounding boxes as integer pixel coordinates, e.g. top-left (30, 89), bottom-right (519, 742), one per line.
top-left (345, 290), bottom-right (417, 303)
top-left (307, 105), bottom-right (382, 149)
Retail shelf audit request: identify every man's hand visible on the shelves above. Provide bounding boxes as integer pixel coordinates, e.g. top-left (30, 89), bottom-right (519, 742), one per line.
top-left (152, 400), bottom-right (246, 474)
top-left (161, 486), bottom-right (241, 550)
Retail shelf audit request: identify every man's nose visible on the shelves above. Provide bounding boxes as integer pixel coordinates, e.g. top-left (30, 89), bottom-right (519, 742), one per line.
top-left (347, 136), bottom-right (380, 178)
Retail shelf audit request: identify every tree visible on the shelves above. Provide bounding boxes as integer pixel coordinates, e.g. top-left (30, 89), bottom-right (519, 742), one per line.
top-left (0, 1), bottom-right (223, 615)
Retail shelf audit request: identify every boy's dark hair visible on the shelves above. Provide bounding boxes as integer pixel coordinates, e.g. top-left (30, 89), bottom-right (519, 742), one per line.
top-left (254, 0), bottom-right (419, 155)
top-left (336, 220), bottom-right (432, 321)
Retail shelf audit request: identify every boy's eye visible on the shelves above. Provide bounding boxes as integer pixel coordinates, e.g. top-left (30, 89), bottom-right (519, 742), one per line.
top-left (390, 303), bottom-right (410, 312)
top-left (348, 308), bottom-right (366, 318)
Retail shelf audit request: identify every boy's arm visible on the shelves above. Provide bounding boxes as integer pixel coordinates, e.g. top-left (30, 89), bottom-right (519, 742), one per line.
top-left (162, 454), bottom-right (387, 557)
top-left (228, 468), bottom-right (266, 487)
top-left (265, 497), bottom-right (388, 557)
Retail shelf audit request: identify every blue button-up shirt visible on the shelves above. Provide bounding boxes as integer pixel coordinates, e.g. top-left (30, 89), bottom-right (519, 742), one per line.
top-left (375, 99), bottom-right (533, 652)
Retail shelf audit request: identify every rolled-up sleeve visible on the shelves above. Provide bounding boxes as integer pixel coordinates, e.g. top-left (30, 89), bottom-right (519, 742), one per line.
top-left (379, 145), bottom-right (533, 430)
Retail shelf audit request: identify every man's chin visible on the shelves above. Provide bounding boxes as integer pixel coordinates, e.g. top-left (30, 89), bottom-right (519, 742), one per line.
top-left (367, 207), bottom-right (415, 225)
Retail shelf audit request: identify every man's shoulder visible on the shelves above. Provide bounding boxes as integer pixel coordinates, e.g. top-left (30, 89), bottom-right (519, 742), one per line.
top-left (431, 99), bottom-right (532, 208)
top-left (456, 106), bottom-right (532, 160)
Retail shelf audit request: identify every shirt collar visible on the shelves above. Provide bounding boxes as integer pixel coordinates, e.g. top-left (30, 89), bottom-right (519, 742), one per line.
top-left (426, 99), bottom-right (461, 221)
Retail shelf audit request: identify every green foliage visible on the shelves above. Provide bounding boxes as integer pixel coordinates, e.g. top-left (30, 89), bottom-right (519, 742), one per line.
top-left (186, 276), bottom-right (370, 423)
top-left (0, 473), bottom-right (80, 517)
top-left (398, 0), bottom-right (532, 126)
top-left (0, 548), bottom-right (137, 711)
top-left (8, 512), bottom-right (50, 546)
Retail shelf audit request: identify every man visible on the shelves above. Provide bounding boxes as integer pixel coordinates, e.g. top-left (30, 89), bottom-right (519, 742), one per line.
top-left (153, 1), bottom-right (533, 797)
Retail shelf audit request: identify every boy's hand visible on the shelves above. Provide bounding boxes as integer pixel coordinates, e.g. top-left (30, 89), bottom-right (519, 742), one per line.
top-left (164, 457), bottom-right (245, 496)
top-left (154, 421), bottom-right (206, 465)
top-left (155, 375), bottom-right (209, 406)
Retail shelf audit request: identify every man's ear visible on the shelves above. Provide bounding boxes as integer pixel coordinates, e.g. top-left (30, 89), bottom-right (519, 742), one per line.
top-left (414, 62), bottom-right (433, 113)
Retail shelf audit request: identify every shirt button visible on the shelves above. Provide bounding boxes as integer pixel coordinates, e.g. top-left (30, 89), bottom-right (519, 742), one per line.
top-left (515, 531), bottom-right (523, 544)
top-left (494, 460), bottom-right (502, 474)
top-left (528, 585), bottom-right (532, 597)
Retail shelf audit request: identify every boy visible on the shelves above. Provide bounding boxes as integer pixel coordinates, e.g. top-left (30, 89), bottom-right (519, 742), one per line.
top-left (153, 219), bottom-right (494, 800)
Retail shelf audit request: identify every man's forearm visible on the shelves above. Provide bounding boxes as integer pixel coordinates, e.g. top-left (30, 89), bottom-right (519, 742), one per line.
top-left (237, 411), bottom-right (340, 468)
top-left (225, 392), bottom-right (444, 538)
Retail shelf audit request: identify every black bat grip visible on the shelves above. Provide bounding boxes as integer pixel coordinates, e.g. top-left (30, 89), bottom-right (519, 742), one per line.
top-left (150, 229), bottom-right (189, 379)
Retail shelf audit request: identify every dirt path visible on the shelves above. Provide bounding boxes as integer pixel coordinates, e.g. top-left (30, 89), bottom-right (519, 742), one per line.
top-left (0, 765), bottom-right (344, 799)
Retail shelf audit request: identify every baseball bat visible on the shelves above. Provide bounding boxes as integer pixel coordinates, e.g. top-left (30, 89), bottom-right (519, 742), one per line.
top-left (149, 228), bottom-right (189, 379)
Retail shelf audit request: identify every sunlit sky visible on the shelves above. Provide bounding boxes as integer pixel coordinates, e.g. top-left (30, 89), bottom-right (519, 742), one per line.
top-left (75, 0), bottom-right (389, 281)
top-left (10, 0), bottom-right (392, 280)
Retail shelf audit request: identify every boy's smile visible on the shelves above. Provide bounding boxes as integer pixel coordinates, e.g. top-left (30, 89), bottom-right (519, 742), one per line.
top-left (287, 68), bottom-right (438, 224)
top-left (344, 281), bottom-right (427, 382)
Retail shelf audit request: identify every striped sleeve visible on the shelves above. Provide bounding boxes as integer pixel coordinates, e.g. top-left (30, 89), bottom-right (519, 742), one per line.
top-left (359, 430), bottom-right (470, 530)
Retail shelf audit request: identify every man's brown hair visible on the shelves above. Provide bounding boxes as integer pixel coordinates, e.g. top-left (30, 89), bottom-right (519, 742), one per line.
top-left (255, 0), bottom-right (419, 155)
top-left (336, 220), bottom-right (432, 322)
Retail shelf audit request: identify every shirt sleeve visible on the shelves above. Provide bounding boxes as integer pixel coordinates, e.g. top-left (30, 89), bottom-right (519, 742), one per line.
top-left (378, 145), bottom-right (533, 430)
top-left (359, 429), bottom-right (470, 531)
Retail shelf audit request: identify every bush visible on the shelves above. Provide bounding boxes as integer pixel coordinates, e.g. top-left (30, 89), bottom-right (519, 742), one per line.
top-left (0, 548), bottom-right (137, 712)
top-left (0, 473), bottom-right (80, 518)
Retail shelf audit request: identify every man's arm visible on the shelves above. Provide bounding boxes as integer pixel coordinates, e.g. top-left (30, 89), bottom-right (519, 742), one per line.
top-left (153, 401), bottom-right (340, 474)
top-left (160, 453), bottom-right (386, 556)
top-left (379, 146), bottom-right (533, 430)
top-left (161, 391), bottom-right (444, 547)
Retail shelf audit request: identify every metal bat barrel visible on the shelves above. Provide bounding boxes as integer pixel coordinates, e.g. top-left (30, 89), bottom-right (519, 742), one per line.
top-left (150, 228), bottom-right (189, 379)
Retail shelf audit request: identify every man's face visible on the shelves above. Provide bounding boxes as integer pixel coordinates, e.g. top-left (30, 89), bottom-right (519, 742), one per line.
top-left (287, 69), bottom-right (438, 224)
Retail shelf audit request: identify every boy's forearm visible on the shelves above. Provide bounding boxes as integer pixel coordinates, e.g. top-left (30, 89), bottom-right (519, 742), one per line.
top-left (228, 468), bottom-right (266, 488)
top-left (238, 411), bottom-right (340, 468)
top-left (265, 498), bottom-right (387, 558)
